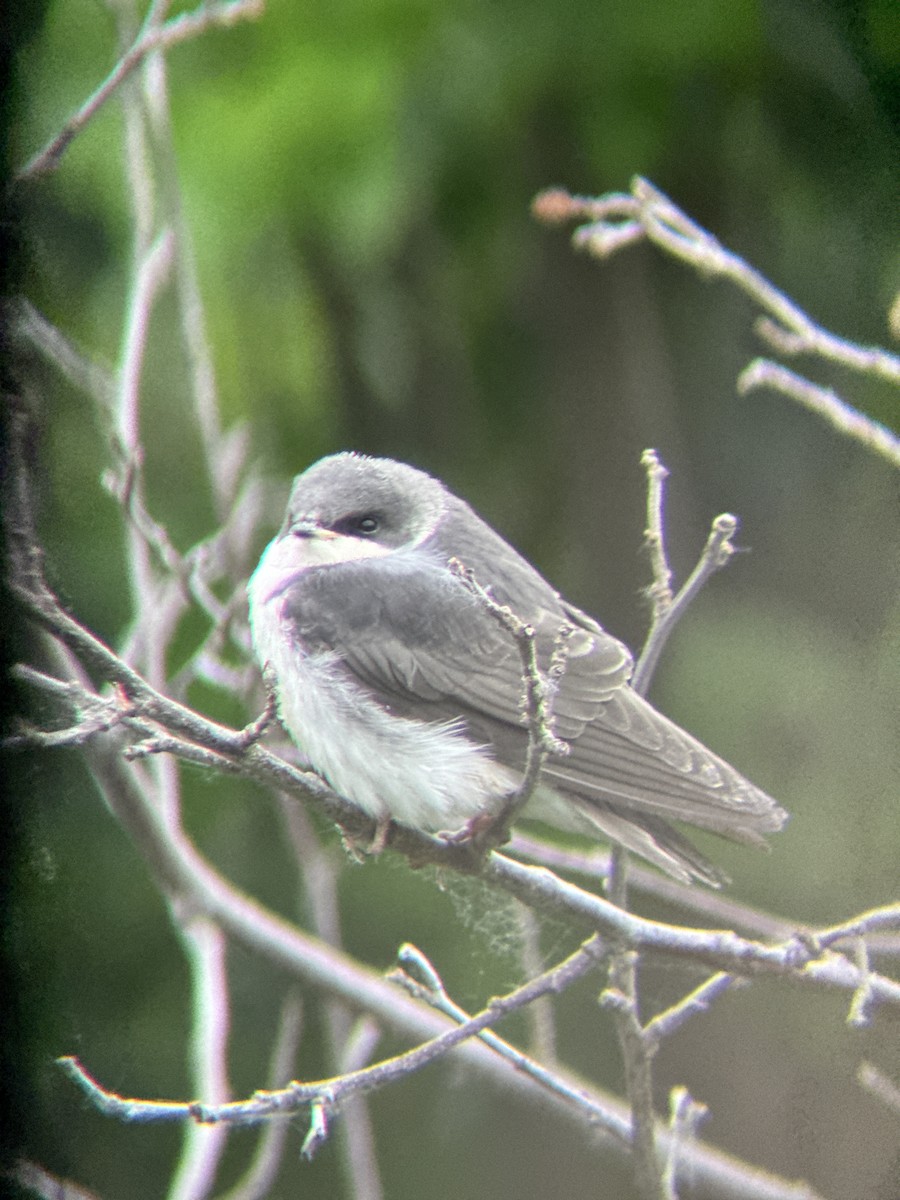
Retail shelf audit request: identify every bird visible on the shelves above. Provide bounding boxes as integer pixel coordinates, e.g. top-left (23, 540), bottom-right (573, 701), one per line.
top-left (247, 452), bottom-right (788, 886)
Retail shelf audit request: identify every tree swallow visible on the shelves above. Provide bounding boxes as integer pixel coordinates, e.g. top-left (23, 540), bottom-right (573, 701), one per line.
top-left (248, 452), bottom-right (787, 885)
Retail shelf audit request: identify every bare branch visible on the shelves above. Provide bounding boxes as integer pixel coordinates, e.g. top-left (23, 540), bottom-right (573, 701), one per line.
top-left (857, 1062), bottom-right (900, 1115)
top-left (8, 1160), bottom-right (104, 1200)
top-left (629, 453), bottom-right (740, 713)
top-left (167, 918), bottom-right (232, 1200)
top-left (633, 509), bottom-right (739, 697)
top-left (15, 0), bottom-right (265, 183)
top-left (214, 993), bottom-right (304, 1200)
top-left (644, 974), bottom-right (744, 1047)
top-left (300, 1103), bottom-right (330, 1161)
top-left (814, 904), bottom-right (900, 950)
top-left (602, 951), bottom-right (666, 1199)
top-left (534, 177), bottom-right (900, 467)
top-left (9, 299), bottom-right (116, 409)
top-left (481, 853), bottom-right (900, 1011)
top-left (333, 1017), bottom-right (385, 1200)
top-left (280, 794), bottom-right (385, 1198)
top-left (517, 904), bottom-right (558, 1064)
top-left (6, 630), bottom-right (833, 1199)
top-left (390, 940), bottom-right (614, 1133)
top-left (639, 448), bottom-right (674, 620)
top-left (56, 934), bottom-right (613, 1132)
top-left (846, 938), bottom-right (877, 1030)
top-left (599, 451), bottom-right (744, 1196)
top-left (11, 652), bottom-right (900, 1014)
top-left (45, 834), bottom-right (826, 1200)
top-left (117, 228), bottom-right (174, 460)
top-left (738, 359), bottom-right (900, 467)
top-left (509, 833), bottom-right (900, 958)
top-left (662, 1087), bottom-right (709, 1200)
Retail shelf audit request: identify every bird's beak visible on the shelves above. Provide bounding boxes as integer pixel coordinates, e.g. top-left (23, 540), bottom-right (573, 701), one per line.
top-left (288, 521), bottom-right (339, 540)
top-left (272, 519), bottom-right (391, 570)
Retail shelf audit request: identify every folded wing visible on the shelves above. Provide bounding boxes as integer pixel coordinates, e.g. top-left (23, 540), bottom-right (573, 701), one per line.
top-left (282, 508), bottom-right (786, 882)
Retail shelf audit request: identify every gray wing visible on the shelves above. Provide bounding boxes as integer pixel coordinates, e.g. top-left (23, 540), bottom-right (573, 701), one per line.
top-left (282, 497), bottom-right (787, 856)
top-left (282, 497), bottom-right (630, 735)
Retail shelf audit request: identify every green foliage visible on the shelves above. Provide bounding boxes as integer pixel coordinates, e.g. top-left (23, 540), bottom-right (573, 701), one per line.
top-left (10, 1), bottom-right (900, 1197)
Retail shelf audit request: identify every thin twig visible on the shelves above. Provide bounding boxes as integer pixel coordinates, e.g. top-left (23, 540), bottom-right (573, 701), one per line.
top-left (602, 951), bottom-right (665, 1200)
top-left (449, 558), bottom-right (570, 846)
top-left (9, 1161), bottom-right (104, 1200)
top-left (846, 938), bottom-right (877, 1029)
top-left (16, 0), bottom-right (265, 182)
top-left (516, 905), bottom-right (558, 1064)
top-left (56, 935), bottom-right (616, 1132)
top-left (738, 359), bottom-right (900, 467)
top-left (534, 177), bottom-right (900, 468)
top-left (662, 1087), bottom-right (709, 1200)
top-left (280, 797), bottom-right (384, 1198)
top-left (9, 299), bottom-right (117, 410)
top-left (167, 918), bottom-right (232, 1200)
top-left (631, 448), bottom-right (740, 702)
top-left (508, 833), bottom-right (900, 957)
top-left (644, 974), bottom-right (743, 1047)
top-left (857, 1062), bottom-right (900, 1115)
top-left (633, 511), bottom-right (738, 697)
top-left (640, 449), bottom-right (674, 621)
top-left (390, 940), bottom-right (613, 1131)
top-left (814, 904), bottom-right (900, 950)
top-left (631, 177), bottom-right (900, 386)
top-left (215, 993), bottom-right (304, 1200)
top-left (139, 30), bottom-right (233, 515)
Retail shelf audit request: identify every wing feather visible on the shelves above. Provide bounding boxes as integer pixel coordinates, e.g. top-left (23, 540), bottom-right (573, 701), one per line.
top-left (281, 502), bottom-right (786, 857)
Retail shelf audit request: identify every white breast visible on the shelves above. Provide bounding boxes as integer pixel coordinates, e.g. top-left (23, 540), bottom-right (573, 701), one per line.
top-left (248, 537), bottom-right (515, 833)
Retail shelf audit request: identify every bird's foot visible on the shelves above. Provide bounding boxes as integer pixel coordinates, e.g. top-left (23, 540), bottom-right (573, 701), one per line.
top-left (339, 813), bottom-right (392, 861)
top-left (440, 809), bottom-right (510, 860)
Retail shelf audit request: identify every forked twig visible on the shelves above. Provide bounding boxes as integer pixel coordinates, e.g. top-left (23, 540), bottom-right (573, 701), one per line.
top-left (448, 557), bottom-right (571, 848)
top-left (534, 177), bottom-right (900, 469)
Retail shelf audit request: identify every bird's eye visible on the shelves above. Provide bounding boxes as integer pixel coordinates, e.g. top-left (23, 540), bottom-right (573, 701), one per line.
top-left (332, 512), bottom-right (382, 537)
top-left (333, 513), bottom-right (381, 537)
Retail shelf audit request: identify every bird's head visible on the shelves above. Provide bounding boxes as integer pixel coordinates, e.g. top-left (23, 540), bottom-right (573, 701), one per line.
top-left (276, 452), bottom-right (448, 566)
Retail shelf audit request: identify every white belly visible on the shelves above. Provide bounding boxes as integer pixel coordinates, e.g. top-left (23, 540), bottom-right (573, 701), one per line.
top-left (248, 540), bottom-right (514, 833)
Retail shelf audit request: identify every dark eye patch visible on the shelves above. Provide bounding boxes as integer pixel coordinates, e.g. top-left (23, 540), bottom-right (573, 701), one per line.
top-left (334, 513), bottom-right (381, 537)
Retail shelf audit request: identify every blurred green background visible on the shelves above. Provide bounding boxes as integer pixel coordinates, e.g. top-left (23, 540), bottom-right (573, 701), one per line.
top-left (7, 0), bottom-right (900, 1197)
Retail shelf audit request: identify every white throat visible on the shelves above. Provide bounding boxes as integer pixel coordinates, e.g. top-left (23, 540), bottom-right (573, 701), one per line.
top-left (249, 530), bottom-right (393, 606)
top-left (289, 531), bottom-right (393, 567)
